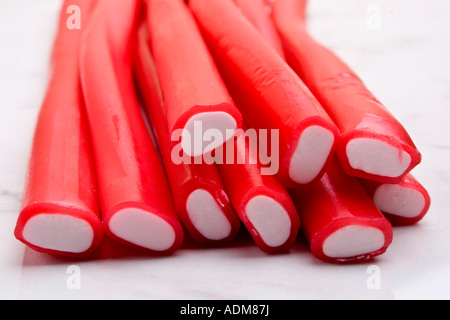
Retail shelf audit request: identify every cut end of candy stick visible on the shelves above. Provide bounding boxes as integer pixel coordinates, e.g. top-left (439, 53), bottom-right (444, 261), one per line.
top-left (346, 138), bottom-right (412, 179)
top-left (186, 189), bottom-right (233, 241)
top-left (108, 208), bottom-right (177, 252)
top-left (289, 125), bottom-right (336, 184)
top-left (22, 214), bottom-right (95, 254)
top-left (322, 225), bottom-right (386, 259)
top-left (245, 195), bottom-right (292, 248)
top-left (181, 111), bottom-right (238, 157)
top-left (373, 184), bottom-right (427, 219)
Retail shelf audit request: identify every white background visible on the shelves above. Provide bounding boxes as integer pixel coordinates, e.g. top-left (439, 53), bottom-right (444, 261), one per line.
top-left (1, 0), bottom-right (449, 300)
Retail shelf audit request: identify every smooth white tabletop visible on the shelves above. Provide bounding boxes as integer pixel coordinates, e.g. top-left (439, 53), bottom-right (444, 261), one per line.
top-left (1, 0), bottom-right (449, 300)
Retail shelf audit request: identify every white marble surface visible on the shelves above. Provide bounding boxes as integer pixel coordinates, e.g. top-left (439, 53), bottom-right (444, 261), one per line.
top-left (1, 0), bottom-right (449, 300)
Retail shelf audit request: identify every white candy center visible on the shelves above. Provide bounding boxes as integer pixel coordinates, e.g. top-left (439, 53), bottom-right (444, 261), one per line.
top-left (186, 189), bottom-right (232, 241)
top-left (289, 125), bottom-right (335, 184)
top-left (374, 184), bottom-right (426, 218)
top-left (322, 225), bottom-right (385, 259)
top-left (181, 111), bottom-right (237, 157)
top-left (23, 214), bottom-right (94, 254)
top-left (245, 195), bottom-right (291, 247)
top-left (109, 208), bottom-right (176, 252)
top-left (346, 138), bottom-right (411, 178)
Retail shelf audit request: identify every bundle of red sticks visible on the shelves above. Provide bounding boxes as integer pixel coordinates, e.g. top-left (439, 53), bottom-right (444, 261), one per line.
top-left (14, 0), bottom-right (430, 263)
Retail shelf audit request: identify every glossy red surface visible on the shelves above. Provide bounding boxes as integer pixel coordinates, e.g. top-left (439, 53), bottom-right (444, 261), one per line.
top-left (134, 22), bottom-right (240, 245)
top-left (189, 0), bottom-right (340, 187)
top-left (217, 128), bottom-right (301, 253)
top-left (79, 0), bottom-right (183, 254)
top-left (272, 0), bottom-right (421, 183)
top-left (15, 0), bottom-right (103, 259)
top-left (147, 0), bottom-right (242, 146)
top-left (290, 157), bottom-right (393, 263)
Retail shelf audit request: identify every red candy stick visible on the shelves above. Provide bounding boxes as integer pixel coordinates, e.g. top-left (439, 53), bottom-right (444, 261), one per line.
top-left (147, 0), bottom-right (243, 158)
top-left (233, 0), bottom-right (285, 58)
top-left (189, 0), bottom-right (340, 187)
top-left (290, 157), bottom-right (393, 263)
top-left (272, 0), bottom-right (421, 183)
top-left (216, 129), bottom-right (301, 253)
top-left (14, 0), bottom-right (103, 259)
top-left (134, 22), bottom-right (241, 245)
top-left (359, 174), bottom-right (431, 225)
top-left (80, 0), bottom-right (183, 254)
